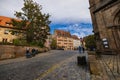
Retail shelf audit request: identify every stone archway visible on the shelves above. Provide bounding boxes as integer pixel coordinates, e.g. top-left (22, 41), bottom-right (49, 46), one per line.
top-left (112, 9), bottom-right (120, 53)
top-left (113, 10), bottom-right (120, 25)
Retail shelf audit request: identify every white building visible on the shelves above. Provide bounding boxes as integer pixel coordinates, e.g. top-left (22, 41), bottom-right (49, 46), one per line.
top-left (72, 35), bottom-right (82, 50)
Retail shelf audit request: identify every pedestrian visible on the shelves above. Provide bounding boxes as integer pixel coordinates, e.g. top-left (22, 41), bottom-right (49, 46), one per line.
top-left (31, 48), bottom-right (36, 56)
top-left (83, 47), bottom-right (85, 53)
top-left (26, 47), bottom-right (31, 58)
top-left (26, 47), bottom-right (30, 54)
top-left (78, 46), bottom-right (81, 53)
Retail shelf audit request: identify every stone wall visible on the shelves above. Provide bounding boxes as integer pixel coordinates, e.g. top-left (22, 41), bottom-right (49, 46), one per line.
top-left (89, 0), bottom-right (120, 54)
top-left (0, 45), bottom-right (49, 60)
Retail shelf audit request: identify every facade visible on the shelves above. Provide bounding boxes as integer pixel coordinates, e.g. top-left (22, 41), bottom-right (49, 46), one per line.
top-left (71, 35), bottom-right (81, 50)
top-left (0, 16), bottom-right (25, 43)
top-left (0, 16), bottom-right (51, 48)
top-left (89, 0), bottom-right (120, 54)
top-left (54, 30), bottom-right (73, 50)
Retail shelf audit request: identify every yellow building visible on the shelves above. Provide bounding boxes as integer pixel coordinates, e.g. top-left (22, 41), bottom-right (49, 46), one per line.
top-left (0, 16), bottom-right (25, 43)
top-left (54, 30), bottom-right (73, 50)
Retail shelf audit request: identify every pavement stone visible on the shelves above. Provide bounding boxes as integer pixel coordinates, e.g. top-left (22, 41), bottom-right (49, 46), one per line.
top-left (0, 50), bottom-right (99, 80)
top-left (90, 54), bottom-right (120, 80)
top-left (37, 52), bottom-right (90, 80)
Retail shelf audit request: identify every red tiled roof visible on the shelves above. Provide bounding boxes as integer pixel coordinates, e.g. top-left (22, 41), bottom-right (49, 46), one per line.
top-left (0, 16), bottom-right (15, 27)
top-left (71, 35), bottom-right (79, 40)
top-left (0, 16), bottom-right (23, 27)
top-left (55, 30), bottom-right (71, 37)
top-left (0, 16), bottom-right (28, 29)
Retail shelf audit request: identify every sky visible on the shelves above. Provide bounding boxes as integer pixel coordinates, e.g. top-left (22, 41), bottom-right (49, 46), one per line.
top-left (0, 0), bottom-right (93, 38)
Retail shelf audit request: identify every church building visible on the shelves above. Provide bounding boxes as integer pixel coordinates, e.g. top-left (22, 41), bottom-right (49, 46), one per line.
top-left (89, 0), bottom-right (120, 54)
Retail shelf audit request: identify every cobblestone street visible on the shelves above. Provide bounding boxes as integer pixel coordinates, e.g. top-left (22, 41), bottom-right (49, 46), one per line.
top-left (0, 50), bottom-right (90, 80)
top-left (36, 52), bottom-right (90, 80)
top-left (1, 50), bottom-right (120, 80)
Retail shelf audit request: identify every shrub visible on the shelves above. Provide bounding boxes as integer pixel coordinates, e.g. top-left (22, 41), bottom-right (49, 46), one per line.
top-left (13, 39), bottom-right (28, 46)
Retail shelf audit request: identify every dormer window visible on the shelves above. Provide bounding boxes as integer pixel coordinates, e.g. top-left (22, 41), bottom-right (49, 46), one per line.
top-left (5, 22), bottom-right (11, 26)
top-left (6, 23), bottom-right (9, 26)
top-left (4, 30), bottom-right (9, 34)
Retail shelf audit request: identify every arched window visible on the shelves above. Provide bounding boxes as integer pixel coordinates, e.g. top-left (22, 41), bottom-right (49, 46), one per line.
top-left (112, 9), bottom-right (120, 49)
top-left (113, 10), bottom-right (120, 25)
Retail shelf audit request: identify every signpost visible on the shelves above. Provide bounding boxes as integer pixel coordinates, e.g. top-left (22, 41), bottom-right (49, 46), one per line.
top-left (102, 38), bottom-right (109, 48)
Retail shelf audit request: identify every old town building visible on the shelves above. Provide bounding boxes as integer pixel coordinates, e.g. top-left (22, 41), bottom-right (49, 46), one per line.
top-left (54, 30), bottom-right (73, 50)
top-left (0, 16), bottom-right (25, 43)
top-left (0, 16), bottom-right (51, 49)
top-left (71, 35), bottom-right (81, 50)
top-left (89, 0), bottom-right (120, 54)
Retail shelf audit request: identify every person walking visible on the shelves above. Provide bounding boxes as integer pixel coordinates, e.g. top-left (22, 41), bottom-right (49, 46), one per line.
top-left (78, 46), bottom-right (82, 53)
top-left (26, 47), bottom-right (31, 58)
top-left (82, 47), bottom-right (85, 53)
top-left (31, 48), bottom-right (36, 57)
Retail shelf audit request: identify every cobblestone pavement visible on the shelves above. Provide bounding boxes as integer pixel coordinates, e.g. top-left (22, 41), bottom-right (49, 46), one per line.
top-left (36, 52), bottom-right (90, 80)
top-left (0, 50), bottom-right (90, 80)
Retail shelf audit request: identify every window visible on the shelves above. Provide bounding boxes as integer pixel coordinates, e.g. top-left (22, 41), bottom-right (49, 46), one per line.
top-left (4, 30), bottom-right (9, 34)
top-left (14, 32), bottom-right (19, 36)
top-left (64, 40), bottom-right (67, 42)
top-left (64, 43), bottom-right (67, 44)
top-left (58, 39), bottom-right (62, 41)
top-left (58, 42), bottom-right (61, 44)
top-left (6, 23), bottom-right (10, 26)
top-left (2, 38), bottom-right (7, 43)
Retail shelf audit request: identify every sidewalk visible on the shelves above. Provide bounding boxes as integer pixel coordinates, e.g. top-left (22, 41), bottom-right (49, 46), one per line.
top-left (89, 54), bottom-right (120, 80)
top-left (0, 51), bottom-right (54, 65)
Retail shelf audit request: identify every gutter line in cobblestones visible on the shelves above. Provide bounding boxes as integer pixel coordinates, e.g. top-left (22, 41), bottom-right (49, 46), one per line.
top-left (35, 54), bottom-right (78, 80)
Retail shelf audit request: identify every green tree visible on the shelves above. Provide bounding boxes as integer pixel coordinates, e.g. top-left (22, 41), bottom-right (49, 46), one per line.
top-left (50, 39), bottom-right (57, 49)
top-left (11, 0), bottom-right (51, 47)
top-left (84, 35), bottom-right (96, 50)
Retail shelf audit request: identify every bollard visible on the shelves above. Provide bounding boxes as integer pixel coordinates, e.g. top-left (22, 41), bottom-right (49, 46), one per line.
top-left (77, 56), bottom-right (87, 65)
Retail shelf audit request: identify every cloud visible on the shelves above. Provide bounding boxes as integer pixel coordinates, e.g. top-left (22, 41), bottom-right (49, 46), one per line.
top-left (72, 32), bottom-right (86, 38)
top-left (0, 0), bottom-right (91, 23)
top-left (0, 0), bottom-right (93, 37)
top-left (0, 0), bottom-right (24, 18)
top-left (57, 23), bottom-right (93, 37)
top-left (36, 0), bottom-right (91, 23)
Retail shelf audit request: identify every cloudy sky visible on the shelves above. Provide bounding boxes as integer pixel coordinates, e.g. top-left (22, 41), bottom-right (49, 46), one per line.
top-left (0, 0), bottom-right (93, 38)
